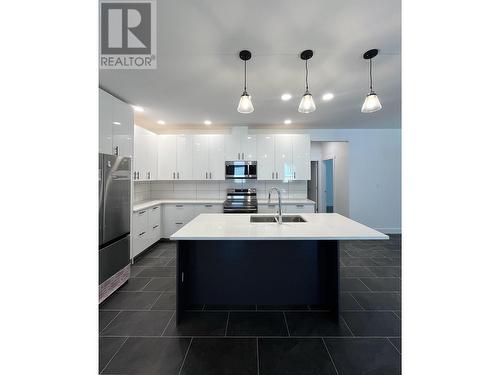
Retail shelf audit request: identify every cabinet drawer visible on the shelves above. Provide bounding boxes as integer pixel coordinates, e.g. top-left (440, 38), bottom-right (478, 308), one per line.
top-left (149, 223), bottom-right (161, 245)
top-left (134, 209), bottom-right (148, 235)
top-left (133, 229), bottom-right (148, 258)
top-left (149, 205), bottom-right (161, 226)
top-left (283, 204), bottom-right (315, 213)
top-left (194, 203), bottom-right (223, 216)
top-left (163, 204), bottom-right (194, 223)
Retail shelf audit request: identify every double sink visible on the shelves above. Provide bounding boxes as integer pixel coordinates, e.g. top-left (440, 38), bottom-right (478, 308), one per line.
top-left (250, 215), bottom-right (307, 223)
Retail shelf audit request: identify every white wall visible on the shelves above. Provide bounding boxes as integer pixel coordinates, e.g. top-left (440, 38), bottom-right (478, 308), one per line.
top-left (321, 142), bottom-right (350, 217)
top-left (309, 129), bottom-right (401, 233)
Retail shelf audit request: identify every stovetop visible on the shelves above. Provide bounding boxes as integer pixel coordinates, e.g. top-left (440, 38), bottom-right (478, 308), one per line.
top-left (223, 188), bottom-right (258, 213)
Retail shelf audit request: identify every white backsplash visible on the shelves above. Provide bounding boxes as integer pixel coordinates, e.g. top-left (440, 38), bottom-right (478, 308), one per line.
top-left (134, 180), bottom-right (307, 203)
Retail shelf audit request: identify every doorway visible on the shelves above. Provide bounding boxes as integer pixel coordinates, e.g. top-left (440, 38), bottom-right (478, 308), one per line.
top-left (323, 159), bottom-right (334, 213)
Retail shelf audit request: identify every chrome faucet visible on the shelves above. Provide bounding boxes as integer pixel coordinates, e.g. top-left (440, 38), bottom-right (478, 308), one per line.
top-left (268, 187), bottom-right (283, 224)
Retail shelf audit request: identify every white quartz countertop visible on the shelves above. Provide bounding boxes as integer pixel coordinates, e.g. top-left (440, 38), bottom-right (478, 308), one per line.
top-left (133, 199), bottom-right (315, 212)
top-left (170, 213), bottom-right (388, 241)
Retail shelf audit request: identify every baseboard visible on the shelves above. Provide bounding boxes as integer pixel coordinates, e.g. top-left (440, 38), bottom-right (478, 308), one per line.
top-left (375, 228), bottom-right (401, 234)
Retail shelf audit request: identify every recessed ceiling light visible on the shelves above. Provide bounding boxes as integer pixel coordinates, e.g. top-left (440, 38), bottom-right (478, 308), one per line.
top-left (132, 105), bottom-right (144, 112)
top-left (204, 120), bottom-right (212, 125)
top-left (157, 120), bottom-right (165, 125)
top-left (284, 119), bottom-right (292, 125)
top-left (281, 93), bottom-right (292, 101)
top-left (112, 121), bottom-right (121, 125)
top-left (322, 92), bottom-right (334, 101)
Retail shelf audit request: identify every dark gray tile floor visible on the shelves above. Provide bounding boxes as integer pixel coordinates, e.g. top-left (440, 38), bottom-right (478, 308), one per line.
top-left (99, 236), bottom-right (401, 374)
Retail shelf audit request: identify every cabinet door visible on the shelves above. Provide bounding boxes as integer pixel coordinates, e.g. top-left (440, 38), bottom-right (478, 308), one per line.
top-left (292, 134), bottom-right (311, 180)
top-left (112, 98), bottom-right (134, 157)
top-left (157, 135), bottom-right (177, 180)
top-left (257, 135), bottom-right (275, 180)
top-left (241, 134), bottom-right (257, 160)
top-left (224, 133), bottom-right (241, 160)
top-left (99, 89), bottom-right (113, 154)
top-left (146, 130), bottom-right (158, 180)
top-left (133, 126), bottom-right (146, 181)
top-left (274, 135), bottom-right (293, 181)
top-left (208, 135), bottom-right (225, 180)
top-left (176, 135), bottom-right (193, 180)
top-left (192, 135), bottom-right (210, 180)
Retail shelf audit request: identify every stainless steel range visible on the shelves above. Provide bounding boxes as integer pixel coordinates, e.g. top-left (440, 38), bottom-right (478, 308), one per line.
top-left (223, 188), bottom-right (258, 213)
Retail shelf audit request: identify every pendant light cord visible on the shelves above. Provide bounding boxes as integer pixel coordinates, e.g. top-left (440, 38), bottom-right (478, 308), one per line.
top-left (244, 60), bottom-right (247, 93)
top-left (369, 58), bottom-right (373, 92)
top-left (305, 59), bottom-right (309, 91)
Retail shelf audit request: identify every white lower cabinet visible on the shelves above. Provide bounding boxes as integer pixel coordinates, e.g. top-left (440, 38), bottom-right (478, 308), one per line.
top-left (258, 203), bottom-right (315, 214)
top-left (162, 203), bottom-right (223, 238)
top-left (162, 204), bottom-right (194, 238)
top-left (132, 205), bottom-right (161, 258)
top-left (282, 204), bottom-right (315, 214)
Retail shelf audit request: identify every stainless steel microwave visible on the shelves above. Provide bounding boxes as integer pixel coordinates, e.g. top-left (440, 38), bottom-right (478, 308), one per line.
top-left (225, 161), bottom-right (257, 179)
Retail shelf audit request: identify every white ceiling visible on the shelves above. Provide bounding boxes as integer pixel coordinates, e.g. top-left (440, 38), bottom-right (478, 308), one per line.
top-left (99, 0), bottom-right (401, 133)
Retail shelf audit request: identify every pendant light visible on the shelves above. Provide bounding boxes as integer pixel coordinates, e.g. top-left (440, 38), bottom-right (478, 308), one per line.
top-left (361, 49), bottom-right (382, 113)
top-left (298, 49), bottom-right (316, 113)
top-left (237, 50), bottom-right (254, 114)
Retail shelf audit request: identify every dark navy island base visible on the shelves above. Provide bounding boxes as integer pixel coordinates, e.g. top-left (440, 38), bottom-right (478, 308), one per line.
top-left (176, 240), bottom-right (340, 324)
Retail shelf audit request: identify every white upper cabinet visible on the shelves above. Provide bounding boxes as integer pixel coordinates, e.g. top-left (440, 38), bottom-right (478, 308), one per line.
top-left (291, 134), bottom-right (311, 180)
top-left (157, 135), bottom-right (177, 180)
top-left (224, 127), bottom-right (256, 161)
top-left (99, 89), bottom-right (133, 157)
top-left (176, 135), bottom-right (193, 180)
top-left (157, 135), bottom-right (193, 180)
top-left (99, 90), bottom-right (113, 154)
top-left (112, 99), bottom-right (134, 157)
top-left (257, 135), bottom-right (275, 180)
top-left (134, 125), bottom-right (157, 181)
top-left (192, 135), bottom-right (210, 180)
top-left (224, 133), bottom-right (241, 161)
top-left (208, 135), bottom-right (225, 180)
top-left (274, 135), bottom-right (293, 180)
top-left (146, 130), bottom-right (158, 180)
top-left (241, 134), bottom-right (257, 161)
top-left (193, 135), bottom-right (225, 180)
top-left (256, 134), bottom-right (310, 181)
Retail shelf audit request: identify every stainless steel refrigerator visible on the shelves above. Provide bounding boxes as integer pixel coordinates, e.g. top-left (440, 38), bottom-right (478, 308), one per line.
top-left (99, 153), bottom-right (131, 303)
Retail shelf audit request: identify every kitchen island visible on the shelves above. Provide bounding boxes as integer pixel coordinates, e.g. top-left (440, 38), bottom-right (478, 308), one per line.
top-left (170, 213), bottom-right (388, 324)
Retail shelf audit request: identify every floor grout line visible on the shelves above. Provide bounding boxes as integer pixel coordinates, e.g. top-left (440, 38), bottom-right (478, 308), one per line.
top-left (340, 315), bottom-right (355, 337)
top-left (256, 338), bottom-right (260, 375)
top-left (100, 336), bottom-right (129, 374)
top-left (283, 312), bottom-right (291, 336)
top-left (322, 337), bottom-right (340, 375)
top-left (357, 278), bottom-right (373, 292)
top-left (224, 312), bottom-right (230, 336)
top-left (99, 334), bottom-right (401, 339)
top-left (149, 292), bottom-right (165, 311)
top-left (177, 337), bottom-right (193, 375)
top-left (387, 337), bottom-right (401, 355)
top-left (348, 292), bottom-right (365, 311)
top-left (100, 311), bottom-right (122, 333)
top-left (161, 311), bottom-right (176, 336)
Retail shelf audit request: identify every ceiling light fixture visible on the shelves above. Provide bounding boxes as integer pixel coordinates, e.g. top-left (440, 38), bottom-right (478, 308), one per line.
top-left (298, 50), bottom-right (316, 113)
top-left (132, 105), bottom-right (144, 112)
top-left (361, 49), bottom-right (382, 113)
top-left (157, 120), bottom-right (165, 125)
top-left (284, 119), bottom-right (292, 125)
top-left (322, 92), bottom-right (334, 101)
top-left (281, 93), bottom-right (292, 101)
top-left (112, 121), bottom-right (121, 125)
top-left (237, 50), bottom-right (254, 114)
top-left (204, 120), bottom-right (212, 125)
